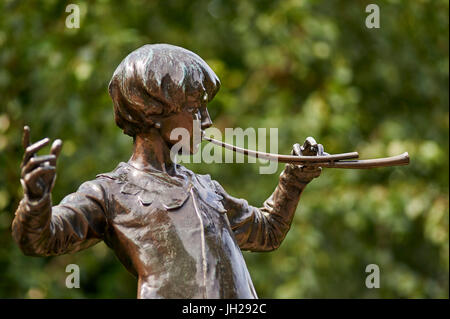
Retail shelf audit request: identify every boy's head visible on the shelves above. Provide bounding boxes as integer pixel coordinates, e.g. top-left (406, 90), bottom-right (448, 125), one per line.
top-left (109, 44), bottom-right (220, 137)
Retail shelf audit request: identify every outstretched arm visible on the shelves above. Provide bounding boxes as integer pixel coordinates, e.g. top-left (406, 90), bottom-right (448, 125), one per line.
top-left (216, 137), bottom-right (326, 252)
top-left (11, 126), bottom-right (107, 256)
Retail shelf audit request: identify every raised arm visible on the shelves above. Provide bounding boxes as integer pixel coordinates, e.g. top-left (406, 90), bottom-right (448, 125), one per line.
top-left (216, 137), bottom-right (326, 252)
top-left (11, 126), bottom-right (107, 256)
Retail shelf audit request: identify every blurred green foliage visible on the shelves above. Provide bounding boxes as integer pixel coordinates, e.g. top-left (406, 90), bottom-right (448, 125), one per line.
top-left (0, 0), bottom-right (448, 298)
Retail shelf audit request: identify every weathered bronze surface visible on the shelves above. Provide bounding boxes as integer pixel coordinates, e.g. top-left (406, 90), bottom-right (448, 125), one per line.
top-left (11, 43), bottom-right (399, 299)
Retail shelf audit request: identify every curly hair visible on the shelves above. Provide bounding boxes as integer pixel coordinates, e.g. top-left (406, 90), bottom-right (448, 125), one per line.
top-left (108, 44), bottom-right (220, 137)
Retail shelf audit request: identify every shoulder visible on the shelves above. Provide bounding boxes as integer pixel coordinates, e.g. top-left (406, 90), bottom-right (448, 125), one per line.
top-left (95, 162), bottom-right (129, 183)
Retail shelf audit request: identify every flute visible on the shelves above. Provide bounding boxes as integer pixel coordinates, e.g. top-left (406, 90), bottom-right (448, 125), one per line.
top-left (202, 135), bottom-right (410, 169)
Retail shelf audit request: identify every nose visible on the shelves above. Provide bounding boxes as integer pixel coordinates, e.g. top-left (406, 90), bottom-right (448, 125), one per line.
top-left (200, 107), bottom-right (212, 130)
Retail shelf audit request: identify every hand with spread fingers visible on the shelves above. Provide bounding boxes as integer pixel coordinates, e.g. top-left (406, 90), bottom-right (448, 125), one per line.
top-left (20, 126), bottom-right (63, 201)
top-left (289, 136), bottom-right (329, 183)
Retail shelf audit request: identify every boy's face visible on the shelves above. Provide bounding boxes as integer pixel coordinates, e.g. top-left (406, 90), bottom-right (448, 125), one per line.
top-left (160, 104), bottom-right (212, 154)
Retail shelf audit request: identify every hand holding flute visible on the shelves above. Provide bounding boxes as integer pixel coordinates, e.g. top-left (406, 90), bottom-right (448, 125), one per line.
top-left (288, 137), bottom-right (328, 183)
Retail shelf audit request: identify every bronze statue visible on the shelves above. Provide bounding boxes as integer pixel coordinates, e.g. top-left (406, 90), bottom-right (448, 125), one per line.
top-left (11, 44), bottom-right (409, 299)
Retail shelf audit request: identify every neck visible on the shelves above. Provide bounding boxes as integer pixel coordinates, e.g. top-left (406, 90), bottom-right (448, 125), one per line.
top-left (128, 129), bottom-right (177, 175)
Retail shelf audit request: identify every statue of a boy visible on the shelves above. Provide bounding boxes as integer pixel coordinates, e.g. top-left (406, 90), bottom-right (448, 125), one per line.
top-left (12, 44), bottom-right (326, 298)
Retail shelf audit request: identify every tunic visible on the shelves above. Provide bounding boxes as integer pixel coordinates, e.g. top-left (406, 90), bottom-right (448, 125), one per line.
top-left (12, 162), bottom-right (309, 298)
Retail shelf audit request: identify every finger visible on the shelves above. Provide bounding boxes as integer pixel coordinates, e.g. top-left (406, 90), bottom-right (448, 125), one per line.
top-left (305, 137), bottom-right (317, 147)
top-left (26, 138), bottom-right (50, 155)
top-left (24, 166), bottom-right (56, 187)
top-left (305, 166), bottom-right (322, 175)
top-left (317, 144), bottom-right (325, 156)
top-left (22, 126), bottom-right (31, 149)
top-left (21, 155), bottom-right (57, 177)
top-left (302, 137), bottom-right (318, 156)
top-left (23, 138), bottom-right (51, 165)
top-left (50, 139), bottom-right (63, 159)
top-left (316, 144), bottom-right (330, 157)
top-left (24, 173), bottom-right (53, 198)
top-left (20, 178), bottom-right (29, 194)
top-left (292, 165), bottom-right (321, 181)
top-left (292, 143), bottom-right (302, 156)
top-left (301, 138), bottom-right (310, 152)
top-left (313, 166), bottom-right (322, 177)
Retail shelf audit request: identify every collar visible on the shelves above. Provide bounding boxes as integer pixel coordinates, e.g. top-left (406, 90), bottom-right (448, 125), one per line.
top-left (97, 162), bottom-right (225, 212)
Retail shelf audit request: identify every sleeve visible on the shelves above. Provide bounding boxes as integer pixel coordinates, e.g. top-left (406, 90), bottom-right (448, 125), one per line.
top-left (214, 164), bottom-right (312, 252)
top-left (12, 179), bottom-right (108, 257)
